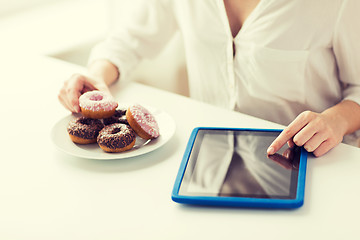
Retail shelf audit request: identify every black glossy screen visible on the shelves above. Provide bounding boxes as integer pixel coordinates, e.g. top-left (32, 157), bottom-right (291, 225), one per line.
top-left (179, 129), bottom-right (300, 199)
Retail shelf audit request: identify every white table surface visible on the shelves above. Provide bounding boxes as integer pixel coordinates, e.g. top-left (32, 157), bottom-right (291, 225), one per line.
top-left (1, 55), bottom-right (359, 240)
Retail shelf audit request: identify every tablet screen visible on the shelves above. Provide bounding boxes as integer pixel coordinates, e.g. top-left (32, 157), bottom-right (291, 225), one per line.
top-left (178, 129), bottom-right (301, 200)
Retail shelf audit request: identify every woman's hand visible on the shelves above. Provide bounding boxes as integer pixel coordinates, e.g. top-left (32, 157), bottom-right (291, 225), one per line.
top-left (58, 74), bottom-right (110, 113)
top-left (267, 111), bottom-right (344, 157)
top-left (267, 100), bottom-right (360, 157)
top-left (58, 60), bottom-right (120, 113)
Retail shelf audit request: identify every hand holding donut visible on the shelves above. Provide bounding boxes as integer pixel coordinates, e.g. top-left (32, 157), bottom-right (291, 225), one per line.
top-left (60, 60), bottom-right (162, 153)
top-left (58, 60), bottom-right (120, 113)
top-left (58, 73), bottom-right (111, 113)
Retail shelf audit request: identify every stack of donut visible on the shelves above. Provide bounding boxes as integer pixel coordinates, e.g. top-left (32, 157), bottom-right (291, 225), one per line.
top-left (67, 90), bottom-right (160, 153)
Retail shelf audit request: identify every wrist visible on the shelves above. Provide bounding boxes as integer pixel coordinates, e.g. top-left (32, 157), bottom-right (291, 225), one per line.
top-left (88, 59), bottom-right (120, 86)
top-left (322, 100), bottom-right (360, 136)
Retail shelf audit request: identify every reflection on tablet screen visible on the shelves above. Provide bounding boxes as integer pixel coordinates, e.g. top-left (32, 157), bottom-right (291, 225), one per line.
top-left (178, 130), bottom-right (301, 199)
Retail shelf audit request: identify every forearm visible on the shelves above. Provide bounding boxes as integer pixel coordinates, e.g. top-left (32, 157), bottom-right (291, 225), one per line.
top-left (88, 59), bottom-right (120, 87)
top-left (322, 100), bottom-right (360, 136)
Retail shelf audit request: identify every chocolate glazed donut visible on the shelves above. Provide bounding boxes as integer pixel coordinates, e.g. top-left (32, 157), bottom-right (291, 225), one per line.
top-left (67, 117), bottom-right (104, 144)
top-left (103, 109), bottom-right (129, 125)
top-left (97, 123), bottom-right (136, 152)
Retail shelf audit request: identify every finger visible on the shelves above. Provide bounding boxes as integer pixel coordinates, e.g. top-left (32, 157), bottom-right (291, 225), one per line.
top-left (267, 116), bottom-right (309, 155)
top-left (67, 74), bottom-right (86, 92)
top-left (312, 140), bottom-right (333, 157)
top-left (60, 91), bottom-right (79, 113)
top-left (287, 139), bottom-right (295, 148)
top-left (66, 75), bottom-right (89, 112)
top-left (83, 80), bottom-right (98, 93)
top-left (82, 85), bottom-right (96, 94)
top-left (58, 88), bottom-right (76, 112)
top-left (67, 88), bottom-right (82, 113)
top-left (58, 91), bottom-right (71, 111)
top-left (303, 132), bottom-right (326, 152)
top-left (292, 121), bottom-right (318, 147)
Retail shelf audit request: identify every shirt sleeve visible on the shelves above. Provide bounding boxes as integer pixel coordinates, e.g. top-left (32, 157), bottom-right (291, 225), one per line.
top-left (333, 0), bottom-right (360, 105)
top-left (88, 0), bottom-right (178, 81)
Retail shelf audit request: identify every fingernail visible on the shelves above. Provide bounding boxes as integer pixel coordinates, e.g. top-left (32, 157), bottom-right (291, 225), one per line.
top-left (267, 146), bottom-right (274, 155)
top-left (74, 105), bottom-right (80, 113)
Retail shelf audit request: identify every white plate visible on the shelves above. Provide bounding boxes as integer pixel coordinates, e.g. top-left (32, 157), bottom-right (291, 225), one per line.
top-left (51, 107), bottom-right (176, 160)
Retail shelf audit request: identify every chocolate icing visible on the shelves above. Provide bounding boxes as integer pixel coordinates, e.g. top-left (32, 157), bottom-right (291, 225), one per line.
top-left (97, 123), bottom-right (136, 149)
top-left (67, 117), bottom-right (104, 139)
top-left (103, 109), bottom-right (129, 125)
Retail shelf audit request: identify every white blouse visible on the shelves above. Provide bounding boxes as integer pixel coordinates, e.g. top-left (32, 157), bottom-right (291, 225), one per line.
top-left (89, 0), bottom-right (360, 144)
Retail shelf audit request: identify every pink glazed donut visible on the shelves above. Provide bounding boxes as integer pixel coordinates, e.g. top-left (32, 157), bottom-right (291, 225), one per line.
top-left (126, 104), bottom-right (160, 140)
top-left (79, 90), bottom-right (118, 119)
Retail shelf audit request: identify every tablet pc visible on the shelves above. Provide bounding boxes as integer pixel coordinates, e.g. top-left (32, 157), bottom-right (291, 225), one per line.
top-left (171, 127), bottom-right (308, 209)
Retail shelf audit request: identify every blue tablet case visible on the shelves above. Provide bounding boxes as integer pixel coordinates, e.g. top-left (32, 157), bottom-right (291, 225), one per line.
top-left (172, 127), bottom-right (307, 209)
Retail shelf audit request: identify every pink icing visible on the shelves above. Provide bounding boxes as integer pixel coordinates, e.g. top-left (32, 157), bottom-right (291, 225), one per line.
top-left (90, 94), bottom-right (103, 101)
top-left (79, 90), bottom-right (118, 111)
top-left (130, 104), bottom-right (160, 138)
